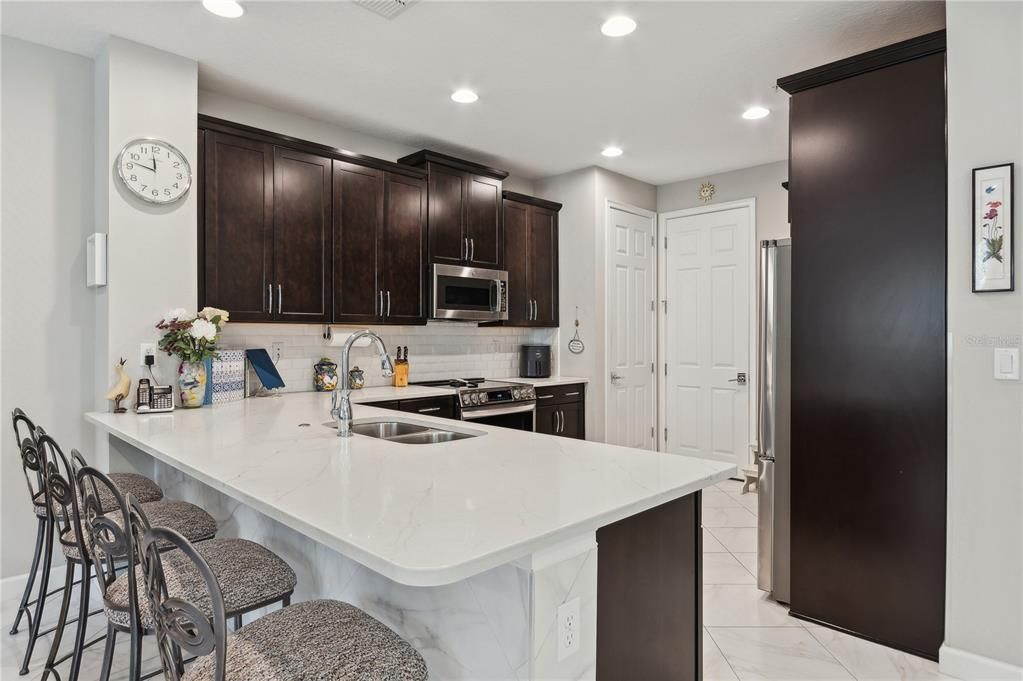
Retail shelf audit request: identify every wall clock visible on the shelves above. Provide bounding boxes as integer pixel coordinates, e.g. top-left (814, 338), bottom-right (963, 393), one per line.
top-left (116, 138), bottom-right (191, 204)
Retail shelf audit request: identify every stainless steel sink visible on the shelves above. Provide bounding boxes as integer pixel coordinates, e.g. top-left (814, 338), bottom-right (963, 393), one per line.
top-left (352, 421), bottom-right (430, 439)
top-left (324, 418), bottom-right (481, 445)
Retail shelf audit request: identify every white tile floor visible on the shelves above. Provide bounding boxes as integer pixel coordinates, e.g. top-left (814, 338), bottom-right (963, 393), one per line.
top-left (702, 478), bottom-right (957, 681)
top-left (1, 482), bottom-right (959, 681)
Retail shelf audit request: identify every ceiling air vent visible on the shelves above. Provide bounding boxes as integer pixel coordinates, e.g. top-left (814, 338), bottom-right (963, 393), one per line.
top-left (354, 0), bottom-right (418, 20)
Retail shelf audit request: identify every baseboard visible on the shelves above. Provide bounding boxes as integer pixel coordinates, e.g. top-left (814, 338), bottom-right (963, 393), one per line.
top-left (940, 644), bottom-right (1023, 681)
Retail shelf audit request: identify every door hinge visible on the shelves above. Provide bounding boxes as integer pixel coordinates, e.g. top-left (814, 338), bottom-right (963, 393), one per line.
top-left (651, 426), bottom-right (655, 438)
top-left (650, 362), bottom-right (655, 374)
top-left (650, 235), bottom-right (655, 247)
top-left (664, 363), bottom-right (668, 376)
top-left (664, 427), bottom-right (668, 442)
top-left (650, 300), bottom-right (655, 311)
top-left (664, 236), bottom-right (668, 249)
top-left (662, 300), bottom-right (667, 314)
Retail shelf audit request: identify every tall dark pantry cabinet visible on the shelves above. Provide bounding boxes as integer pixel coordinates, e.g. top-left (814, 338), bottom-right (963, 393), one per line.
top-left (779, 31), bottom-right (947, 660)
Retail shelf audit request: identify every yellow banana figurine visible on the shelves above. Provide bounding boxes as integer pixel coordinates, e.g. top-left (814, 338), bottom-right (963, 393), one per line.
top-left (105, 358), bottom-right (131, 413)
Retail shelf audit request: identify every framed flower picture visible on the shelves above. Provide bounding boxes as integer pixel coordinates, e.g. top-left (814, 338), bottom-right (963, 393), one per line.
top-left (973, 163), bottom-right (1014, 292)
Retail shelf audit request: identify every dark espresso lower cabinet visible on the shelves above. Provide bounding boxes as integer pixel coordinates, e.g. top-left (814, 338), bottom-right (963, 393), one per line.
top-left (535, 383), bottom-right (585, 439)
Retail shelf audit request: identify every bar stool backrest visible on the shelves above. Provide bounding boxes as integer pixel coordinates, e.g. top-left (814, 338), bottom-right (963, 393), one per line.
top-left (11, 409), bottom-right (44, 508)
top-left (34, 429), bottom-right (90, 563)
top-left (76, 466), bottom-right (136, 613)
top-left (138, 523), bottom-right (228, 681)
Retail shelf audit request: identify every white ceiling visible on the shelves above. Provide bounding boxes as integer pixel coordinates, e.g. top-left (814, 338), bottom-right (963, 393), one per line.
top-left (1, 1), bottom-right (945, 185)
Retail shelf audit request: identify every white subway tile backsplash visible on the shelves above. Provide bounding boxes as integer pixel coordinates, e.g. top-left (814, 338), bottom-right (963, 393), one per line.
top-left (220, 322), bottom-right (557, 392)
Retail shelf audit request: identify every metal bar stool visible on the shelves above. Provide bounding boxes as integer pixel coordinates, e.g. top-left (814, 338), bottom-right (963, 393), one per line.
top-left (139, 527), bottom-right (429, 681)
top-left (10, 409), bottom-right (165, 676)
top-left (34, 430), bottom-right (218, 681)
top-left (79, 484), bottom-right (297, 681)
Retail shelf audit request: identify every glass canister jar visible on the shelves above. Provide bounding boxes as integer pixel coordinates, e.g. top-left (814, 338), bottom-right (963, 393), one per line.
top-left (313, 358), bottom-right (339, 392)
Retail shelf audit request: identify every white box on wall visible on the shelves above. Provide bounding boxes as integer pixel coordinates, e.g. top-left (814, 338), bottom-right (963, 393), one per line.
top-left (86, 233), bottom-right (107, 287)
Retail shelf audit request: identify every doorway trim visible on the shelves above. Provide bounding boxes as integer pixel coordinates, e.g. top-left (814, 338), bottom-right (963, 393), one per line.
top-left (604, 199), bottom-right (658, 446)
top-left (656, 198), bottom-right (758, 465)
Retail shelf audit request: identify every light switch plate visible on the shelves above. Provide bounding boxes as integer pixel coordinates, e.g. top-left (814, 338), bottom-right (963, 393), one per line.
top-left (994, 348), bottom-right (1020, 380)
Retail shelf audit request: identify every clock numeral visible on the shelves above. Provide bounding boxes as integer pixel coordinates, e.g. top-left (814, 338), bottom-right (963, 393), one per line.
top-left (141, 185), bottom-right (147, 191)
top-left (126, 162), bottom-right (134, 170)
top-left (176, 173), bottom-right (183, 180)
top-left (173, 161), bottom-right (180, 168)
top-left (152, 189), bottom-right (158, 197)
top-left (130, 153), bottom-right (140, 161)
top-left (164, 189), bottom-right (171, 196)
top-left (152, 146), bottom-right (161, 154)
top-left (130, 175), bottom-right (138, 182)
top-left (173, 183), bottom-right (179, 189)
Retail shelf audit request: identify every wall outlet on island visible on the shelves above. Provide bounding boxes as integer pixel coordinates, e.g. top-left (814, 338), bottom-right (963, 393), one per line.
top-left (271, 341), bottom-right (284, 365)
top-left (557, 597), bottom-right (581, 661)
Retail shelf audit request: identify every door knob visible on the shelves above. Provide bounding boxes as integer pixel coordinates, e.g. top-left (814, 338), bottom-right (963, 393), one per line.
top-left (728, 372), bottom-right (747, 385)
top-left (610, 371), bottom-right (624, 384)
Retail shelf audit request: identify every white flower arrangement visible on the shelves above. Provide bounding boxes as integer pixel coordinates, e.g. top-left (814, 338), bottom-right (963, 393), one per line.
top-left (156, 308), bottom-right (229, 363)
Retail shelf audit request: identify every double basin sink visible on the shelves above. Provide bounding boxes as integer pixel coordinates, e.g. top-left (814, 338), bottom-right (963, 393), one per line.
top-left (326, 418), bottom-right (481, 445)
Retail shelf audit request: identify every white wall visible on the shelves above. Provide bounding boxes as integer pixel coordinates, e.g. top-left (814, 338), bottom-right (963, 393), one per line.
top-left (657, 160), bottom-right (789, 241)
top-left (198, 90), bottom-right (536, 196)
top-left (942, 3), bottom-right (1023, 679)
top-left (93, 38), bottom-right (199, 470)
top-left (534, 167), bottom-right (657, 440)
top-left (1, 37), bottom-right (95, 578)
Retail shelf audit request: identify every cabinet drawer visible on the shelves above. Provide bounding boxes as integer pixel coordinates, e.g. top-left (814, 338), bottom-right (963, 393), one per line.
top-left (398, 396), bottom-right (456, 420)
top-left (534, 383), bottom-right (585, 405)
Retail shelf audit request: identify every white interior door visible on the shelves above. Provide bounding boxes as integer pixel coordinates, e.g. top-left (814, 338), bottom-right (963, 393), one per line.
top-left (606, 203), bottom-right (657, 449)
top-left (661, 203), bottom-right (752, 466)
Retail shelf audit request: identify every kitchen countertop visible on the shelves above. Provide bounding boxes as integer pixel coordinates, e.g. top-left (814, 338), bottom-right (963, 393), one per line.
top-left (86, 392), bottom-right (731, 587)
top-left (349, 376), bottom-right (590, 404)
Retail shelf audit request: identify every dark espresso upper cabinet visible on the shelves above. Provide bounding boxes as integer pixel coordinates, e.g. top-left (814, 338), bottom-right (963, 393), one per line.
top-left (273, 147), bottom-right (331, 323)
top-left (397, 150), bottom-right (508, 269)
top-left (199, 116), bottom-right (428, 325)
top-left (202, 131), bottom-right (274, 321)
top-left (502, 192), bottom-right (561, 327)
top-left (332, 160), bottom-right (428, 325)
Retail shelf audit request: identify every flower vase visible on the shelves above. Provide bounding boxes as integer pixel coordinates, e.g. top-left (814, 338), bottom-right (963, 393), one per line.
top-left (178, 360), bottom-right (208, 408)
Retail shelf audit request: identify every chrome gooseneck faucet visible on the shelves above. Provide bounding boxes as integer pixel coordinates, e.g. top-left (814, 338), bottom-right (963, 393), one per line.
top-left (332, 329), bottom-right (394, 437)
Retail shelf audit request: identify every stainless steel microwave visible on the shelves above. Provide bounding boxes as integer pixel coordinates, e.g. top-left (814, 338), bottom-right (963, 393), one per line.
top-left (432, 264), bottom-right (508, 321)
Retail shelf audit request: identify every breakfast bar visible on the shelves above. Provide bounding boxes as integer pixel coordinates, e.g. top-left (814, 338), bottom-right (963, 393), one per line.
top-left (87, 391), bottom-right (732, 680)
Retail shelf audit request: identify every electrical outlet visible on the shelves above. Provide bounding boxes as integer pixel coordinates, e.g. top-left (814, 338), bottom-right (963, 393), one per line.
top-left (556, 597), bottom-right (580, 661)
top-left (271, 341), bottom-right (284, 365)
top-left (139, 342), bottom-right (157, 367)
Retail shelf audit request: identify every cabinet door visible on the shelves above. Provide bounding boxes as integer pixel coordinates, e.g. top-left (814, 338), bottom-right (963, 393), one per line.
top-left (333, 160), bottom-right (384, 323)
top-left (529, 206), bottom-right (559, 327)
top-left (428, 165), bottom-right (466, 264)
top-left (465, 174), bottom-right (503, 268)
top-left (558, 402), bottom-right (585, 440)
top-left (381, 173), bottom-right (428, 324)
top-left (203, 132), bottom-right (273, 321)
top-left (503, 200), bottom-right (531, 324)
top-left (273, 147), bottom-right (331, 323)
top-left (535, 405), bottom-right (558, 436)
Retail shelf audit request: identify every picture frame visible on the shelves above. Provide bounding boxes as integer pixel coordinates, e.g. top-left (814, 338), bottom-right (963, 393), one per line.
top-left (973, 163), bottom-right (1014, 292)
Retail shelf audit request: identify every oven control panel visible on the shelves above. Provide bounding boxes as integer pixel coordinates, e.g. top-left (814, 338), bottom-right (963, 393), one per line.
top-left (459, 385), bottom-right (535, 407)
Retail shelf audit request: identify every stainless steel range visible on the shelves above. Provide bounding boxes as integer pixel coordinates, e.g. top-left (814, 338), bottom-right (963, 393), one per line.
top-left (411, 378), bottom-right (536, 430)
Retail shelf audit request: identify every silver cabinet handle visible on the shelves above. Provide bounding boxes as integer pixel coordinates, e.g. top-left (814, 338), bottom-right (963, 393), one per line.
top-left (469, 238), bottom-right (475, 262)
top-left (565, 391), bottom-right (580, 397)
top-left (267, 284), bottom-right (273, 314)
top-left (557, 410), bottom-right (564, 433)
top-left (378, 290), bottom-right (384, 316)
top-left (537, 394), bottom-right (554, 400)
top-left (418, 407), bottom-right (441, 413)
top-left (386, 290), bottom-right (391, 317)
top-left (278, 284), bottom-right (282, 314)
top-left (463, 237), bottom-right (469, 261)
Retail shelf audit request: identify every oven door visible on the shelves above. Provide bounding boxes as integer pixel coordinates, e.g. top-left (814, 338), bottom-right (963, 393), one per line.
top-left (433, 264), bottom-right (508, 321)
top-left (461, 402), bottom-right (535, 431)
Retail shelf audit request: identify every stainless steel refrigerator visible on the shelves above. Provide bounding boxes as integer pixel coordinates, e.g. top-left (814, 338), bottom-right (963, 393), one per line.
top-left (756, 238), bottom-right (791, 604)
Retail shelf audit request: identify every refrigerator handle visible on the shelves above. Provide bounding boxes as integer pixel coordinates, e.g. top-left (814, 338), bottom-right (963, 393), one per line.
top-left (758, 242), bottom-right (776, 461)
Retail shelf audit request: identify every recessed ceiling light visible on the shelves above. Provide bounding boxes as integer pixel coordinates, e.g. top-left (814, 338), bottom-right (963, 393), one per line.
top-left (202, 0), bottom-right (244, 18)
top-left (742, 106), bottom-right (771, 120)
top-left (601, 146), bottom-right (623, 158)
top-left (601, 16), bottom-right (637, 37)
top-left (451, 89), bottom-right (479, 104)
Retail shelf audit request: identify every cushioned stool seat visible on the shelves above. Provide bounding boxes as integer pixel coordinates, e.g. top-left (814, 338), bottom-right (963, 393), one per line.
top-left (103, 538), bottom-right (296, 629)
top-left (183, 600), bottom-right (428, 681)
top-left (33, 472), bottom-right (163, 518)
top-left (59, 500), bottom-right (216, 560)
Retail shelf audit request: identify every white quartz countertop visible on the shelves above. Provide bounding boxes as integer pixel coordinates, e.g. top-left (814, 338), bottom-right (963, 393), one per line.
top-left (86, 392), bottom-right (731, 587)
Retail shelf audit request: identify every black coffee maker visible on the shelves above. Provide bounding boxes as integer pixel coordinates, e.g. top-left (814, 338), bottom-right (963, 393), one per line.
top-left (519, 345), bottom-right (551, 378)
